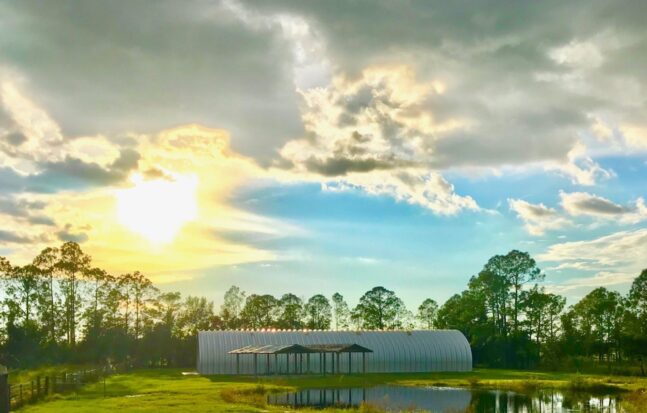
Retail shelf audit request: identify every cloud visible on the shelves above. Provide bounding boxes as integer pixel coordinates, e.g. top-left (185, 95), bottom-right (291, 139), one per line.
top-left (56, 224), bottom-right (89, 243)
top-left (0, 0), bottom-right (304, 162)
top-left (546, 271), bottom-right (637, 294)
top-left (540, 228), bottom-right (647, 294)
top-left (0, 80), bottom-right (140, 192)
top-left (508, 199), bottom-right (571, 236)
top-left (539, 228), bottom-right (647, 270)
top-left (322, 171), bottom-right (478, 215)
top-left (275, 65), bottom-right (478, 215)
top-left (560, 191), bottom-right (647, 223)
top-left (0, 230), bottom-right (32, 244)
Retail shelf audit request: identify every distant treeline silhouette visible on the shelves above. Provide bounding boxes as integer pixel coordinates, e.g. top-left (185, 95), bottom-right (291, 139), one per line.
top-left (0, 243), bottom-right (645, 373)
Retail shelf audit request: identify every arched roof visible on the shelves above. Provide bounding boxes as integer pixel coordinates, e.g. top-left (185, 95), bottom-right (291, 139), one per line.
top-left (197, 330), bottom-right (472, 374)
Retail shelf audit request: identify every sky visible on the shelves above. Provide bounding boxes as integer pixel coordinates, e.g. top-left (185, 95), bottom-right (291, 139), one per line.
top-left (0, 0), bottom-right (646, 309)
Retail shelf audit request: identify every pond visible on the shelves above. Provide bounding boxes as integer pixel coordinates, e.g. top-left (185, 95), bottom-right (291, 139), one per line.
top-left (267, 385), bottom-right (627, 412)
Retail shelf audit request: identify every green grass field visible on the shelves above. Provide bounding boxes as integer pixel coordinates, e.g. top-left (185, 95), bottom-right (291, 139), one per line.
top-left (17, 369), bottom-right (647, 413)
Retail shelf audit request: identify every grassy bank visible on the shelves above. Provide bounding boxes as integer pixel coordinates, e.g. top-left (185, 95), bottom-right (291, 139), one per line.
top-left (17, 369), bottom-right (647, 413)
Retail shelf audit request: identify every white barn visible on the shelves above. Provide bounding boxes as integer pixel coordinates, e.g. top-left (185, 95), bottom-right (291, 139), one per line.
top-left (197, 330), bottom-right (472, 375)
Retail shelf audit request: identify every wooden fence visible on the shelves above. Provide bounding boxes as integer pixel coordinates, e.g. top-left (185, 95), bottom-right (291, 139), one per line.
top-left (1, 367), bottom-right (116, 412)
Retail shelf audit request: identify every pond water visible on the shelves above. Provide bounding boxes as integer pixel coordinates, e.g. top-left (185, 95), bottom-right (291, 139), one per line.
top-left (267, 385), bottom-right (627, 412)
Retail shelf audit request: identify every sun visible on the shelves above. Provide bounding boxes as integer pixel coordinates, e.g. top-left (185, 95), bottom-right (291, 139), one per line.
top-left (116, 173), bottom-right (198, 244)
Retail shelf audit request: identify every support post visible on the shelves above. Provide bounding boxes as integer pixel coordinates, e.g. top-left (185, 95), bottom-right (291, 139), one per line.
top-left (266, 354), bottom-right (270, 376)
top-left (348, 352), bottom-right (352, 374)
top-left (274, 354), bottom-right (278, 375)
top-left (336, 353), bottom-right (340, 375)
top-left (0, 365), bottom-right (9, 413)
top-left (362, 353), bottom-right (366, 374)
top-left (253, 354), bottom-right (258, 376)
top-left (307, 354), bottom-right (311, 374)
top-left (323, 353), bottom-right (326, 376)
top-left (236, 354), bottom-right (240, 375)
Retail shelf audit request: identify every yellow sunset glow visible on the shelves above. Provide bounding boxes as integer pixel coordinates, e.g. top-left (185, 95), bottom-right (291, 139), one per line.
top-left (116, 173), bottom-right (198, 244)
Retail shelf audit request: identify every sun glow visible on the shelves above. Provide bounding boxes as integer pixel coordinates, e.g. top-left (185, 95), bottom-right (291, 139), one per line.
top-left (116, 173), bottom-right (198, 244)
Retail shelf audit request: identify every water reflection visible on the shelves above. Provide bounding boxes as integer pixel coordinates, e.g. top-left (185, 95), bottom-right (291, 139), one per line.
top-left (268, 385), bottom-right (626, 412)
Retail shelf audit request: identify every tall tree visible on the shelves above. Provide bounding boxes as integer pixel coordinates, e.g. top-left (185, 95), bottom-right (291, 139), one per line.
top-left (240, 294), bottom-right (278, 329)
top-left (417, 298), bottom-right (438, 329)
top-left (625, 269), bottom-right (647, 375)
top-left (565, 287), bottom-right (623, 362)
top-left (220, 286), bottom-right (246, 329)
top-left (5, 265), bottom-right (41, 325)
top-left (483, 250), bottom-right (543, 336)
top-left (352, 286), bottom-right (407, 330)
top-left (55, 242), bottom-right (91, 346)
top-left (276, 293), bottom-right (304, 329)
top-left (332, 292), bottom-right (350, 330)
top-left (304, 294), bottom-right (332, 329)
top-left (33, 247), bottom-right (60, 344)
top-left (128, 271), bottom-right (157, 340)
top-left (178, 296), bottom-right (215, 336)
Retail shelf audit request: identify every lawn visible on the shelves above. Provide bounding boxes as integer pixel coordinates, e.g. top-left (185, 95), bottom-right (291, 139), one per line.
top-left (18, 369), bottom-right (647, 413)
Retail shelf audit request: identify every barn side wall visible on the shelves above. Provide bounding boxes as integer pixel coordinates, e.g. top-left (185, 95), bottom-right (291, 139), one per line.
top-left (197, 330), bottom-right (472, 374)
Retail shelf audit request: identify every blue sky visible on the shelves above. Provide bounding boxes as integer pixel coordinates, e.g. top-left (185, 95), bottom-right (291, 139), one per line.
top-left (0, 0), bottom-right (646, 311)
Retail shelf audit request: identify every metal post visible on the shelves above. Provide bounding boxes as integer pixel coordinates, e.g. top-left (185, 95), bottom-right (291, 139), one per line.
top-left (266, 354), bottom-right (270, 375)
top-left (362, 353), bottom-right (366, 373)
top-left (348, 352), bottom-right (352, 374)
top-left (253, 354), bottom-right (258, 376)
top-left (236, 354), bottom-right (240, 375)
top-left (336, 353), bottom-right (340, 375)
top-left (274, 354), bottom-right (278, 375)
top-left (323, 353), bottom-right (326, 376)
top-left (332, 352), bottom-right (335, 374)
top-left (307, 354), bottom-right (311, 374)
top-left (0, 365), bottom-right (9, 413)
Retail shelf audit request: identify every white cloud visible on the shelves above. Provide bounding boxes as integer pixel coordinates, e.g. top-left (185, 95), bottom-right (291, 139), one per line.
top-left (540, 229), bottom-right (647, 294)
top-left (323, 170), bottom-right (478, 215)
top-left (545, 141), bottom-right (613, 186)
top-left (546, 271), bottom-right (636, 294)
top-left (275, 65), bottom-right (477, 215)
top-left (508, 199), bottom-right (571, 236)
top-left (539, 228), bottom-right (647, 270)
top-left (549, 40), bottom-right (604, 69)
top-left (560, 191), bottom-right (647, 223)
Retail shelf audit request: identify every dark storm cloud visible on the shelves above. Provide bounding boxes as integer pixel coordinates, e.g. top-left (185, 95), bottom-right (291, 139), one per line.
top-left (303, 156), bottom-right (404, 177)
top-left (56, 224), bottom-right (89, 243)
top-left (0, 0), bottom-right (304, 163)
top-left (0, 230), bottom-right (32, 244)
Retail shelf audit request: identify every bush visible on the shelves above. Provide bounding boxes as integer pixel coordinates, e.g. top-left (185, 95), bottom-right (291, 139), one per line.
top-left (219, 385), bottom-right (268, 407)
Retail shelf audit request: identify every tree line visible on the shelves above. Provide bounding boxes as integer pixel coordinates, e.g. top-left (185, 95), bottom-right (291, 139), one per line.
top-left (1, 243), bottom-right (645, 374)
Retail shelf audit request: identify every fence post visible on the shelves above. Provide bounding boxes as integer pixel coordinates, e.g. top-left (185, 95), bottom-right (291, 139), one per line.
top-left (45, 376), bottom-right (49, 396)
top-left (52, 376), bottom-right (57, 394)
top-left (0, 365), bottom-right (9, 413)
